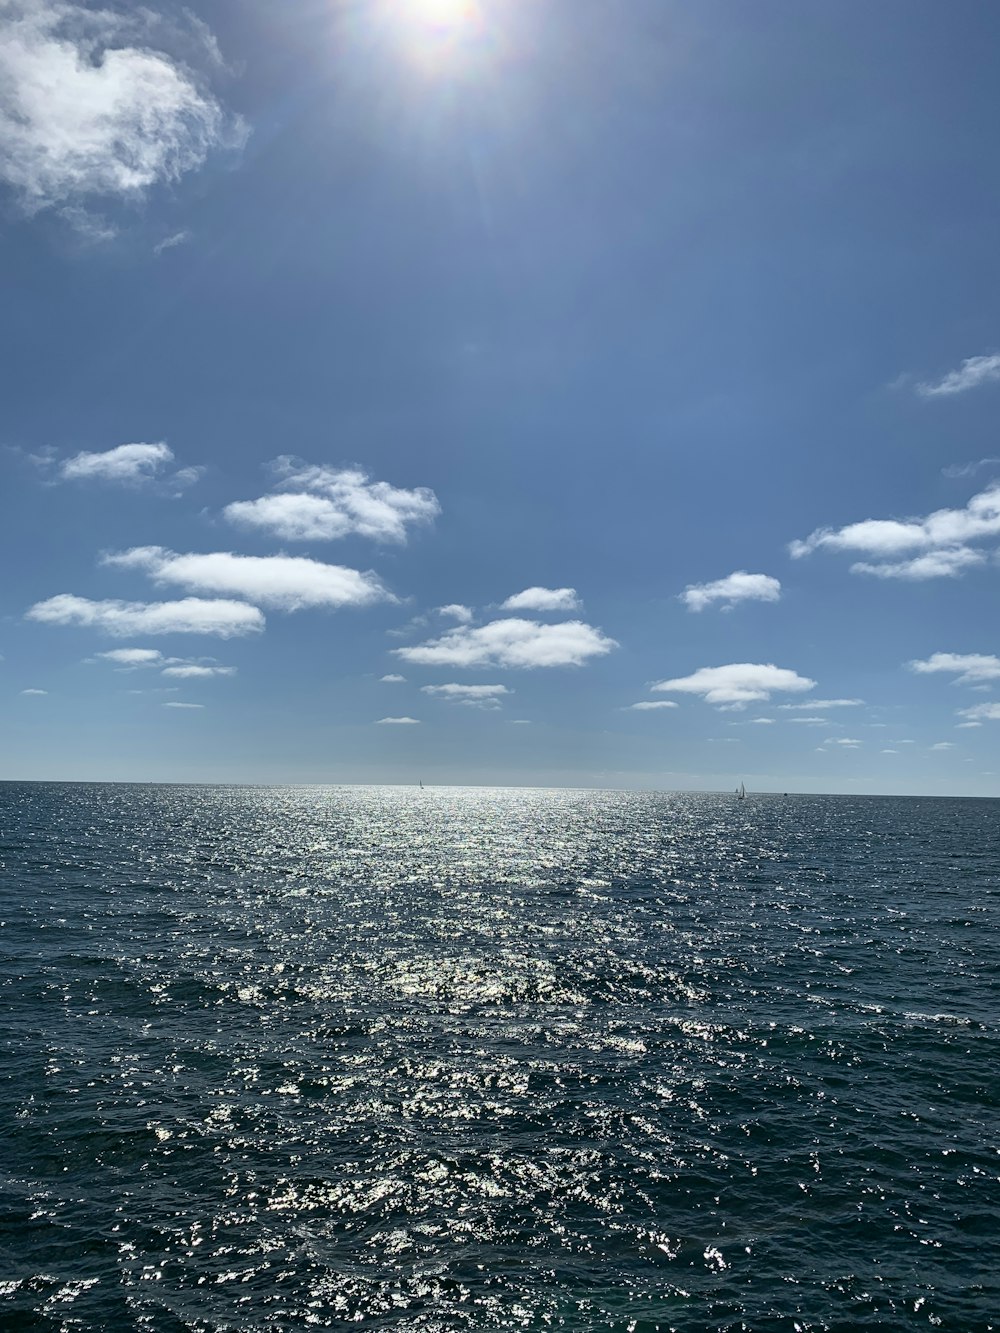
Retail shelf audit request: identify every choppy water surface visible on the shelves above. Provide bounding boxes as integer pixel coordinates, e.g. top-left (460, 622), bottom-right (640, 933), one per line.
top-left (1, 784), bottom-right (998, 1331)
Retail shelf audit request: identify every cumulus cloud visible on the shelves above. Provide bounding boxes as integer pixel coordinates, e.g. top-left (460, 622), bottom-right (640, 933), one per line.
top-left (916, 353), bottom-right (1000, 398)
top-left (680, 570), bottom-right (781, 612)
top-left (437, 604), bottom-right (473, 623)
top-left (625, 701), bottom-right (678, 711)
top-left (93, 647), bottom-right (234, 676)
top-left (376, 716), bottom-right (420, 725)
top-left (957, 702), bottom-right (1000, 723)
top-left (0, 1), bottom-right (245, 217)
top-left (27, 594), bottom-right (263, 637)
top-left (224, 460), bottom-right (439, 544)
top-left (825, 737), bottom-right (862, 747)
top-left (500, 587), bottom-right (581, 613)
top-left (907, 652), bottom-right (1000, 684)
top-left (421, 683), bottom-right (511, 708)
top-left (789, 483), bottom-right (1000, 579)
top-left (652, 663), bottom-right (815, 707)
top-left (59, 441), bottom-right (172, 483)
top-left (395, 618), bottom-right (617, 669)
top-left (779, 698), bottom-right (863, 710)
top-left (929, 742), bottom-right (955, 751)
top-left (102, 547), bottom-right (391, 611)
top-left (380, 673), bottom-right (406, 683)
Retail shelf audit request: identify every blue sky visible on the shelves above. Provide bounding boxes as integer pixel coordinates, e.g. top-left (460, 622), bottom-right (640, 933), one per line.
top-left (2, 0), bottom-right (1000, 791)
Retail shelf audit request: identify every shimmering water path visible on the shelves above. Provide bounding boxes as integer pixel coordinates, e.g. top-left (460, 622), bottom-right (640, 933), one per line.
top-left (1, 784), bottom-right (998, 1330)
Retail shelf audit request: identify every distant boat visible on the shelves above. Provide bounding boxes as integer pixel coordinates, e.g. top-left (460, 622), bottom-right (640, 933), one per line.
top-left (419, 780), bottom-right (424, 790)
top-left (736, 782), bottom-right (746, 800)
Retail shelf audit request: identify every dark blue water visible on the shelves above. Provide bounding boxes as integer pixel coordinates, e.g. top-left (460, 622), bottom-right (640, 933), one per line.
top-left (1, 783), bottom-right (998, 1331)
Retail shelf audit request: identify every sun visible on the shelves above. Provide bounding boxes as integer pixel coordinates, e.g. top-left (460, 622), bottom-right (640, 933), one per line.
top-left (405, 0), bottom-right (478, 29)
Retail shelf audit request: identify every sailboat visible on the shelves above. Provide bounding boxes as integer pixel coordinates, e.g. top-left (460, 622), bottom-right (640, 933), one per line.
top-left (736, 782), bottom-right (746, 800)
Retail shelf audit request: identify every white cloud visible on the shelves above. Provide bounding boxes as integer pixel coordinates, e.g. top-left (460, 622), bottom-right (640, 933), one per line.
top-left (788, 716), bottom-right (831, 725)
top-left (789, 483), bottom-right (1000, 579)
top-left (907, 652), bottom-right (1000, 684)
top-left (380, 673), bottom-right (406, 683)
top-left (851, 548), bottom-right (985, 580)
top-left (437, 603), bottom-right (473, 623)
top-left (881, 749), bottom-right (899, 754)
top-left (916, 353), bottom-right (1000, 398)
top-left (0, 1), bottom-right (244, 216)
top-left (748, 717), bottom-right (775, 724)
top-left (27, 594), bottom-right (263, 637)
top-left (59, 441), bottom-right (173, 483)
top-left (164, 702), bottom-right (204, 709)
top-left (626, 700), bottom-right (679, 711)
top-left (680, 570), bottom-right (781, 612)
top-left (652, 663), bottom-right (815, 707)
top-left (95, 647), bottom-right (164, 667)
top-left (102, 547), bottom-right (391, 611)
top-left (930, 742), bottom-right (955, 751)
top-left (825, 737), bottom-right (862, 747)
top-left (161, 664), bottom-right (235, 678)
top-left (20, 687), bottom-right (47, 695)
top-left (376, 716), bottom-right (420, 725)
top-left (224, 461), bottom-right (439, 544)
top-left (942, 458), bottom-right (1000, 479)
top-left (154, 228), bottom-right (190, 256)
top-left (500, 587), bottom-right (581, 613)
top-left (421, 683), bottom-right (511, 708)
top-left (779, 699), bottom-right (863, 710)
top-left (395, 618), bottom-right (616, 669)
top-left (957, 702), bottom-right (1000, 723)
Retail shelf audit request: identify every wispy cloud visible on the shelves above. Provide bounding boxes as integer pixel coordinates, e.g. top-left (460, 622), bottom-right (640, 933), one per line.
top-left (395, 618), bottom-right (616, 669)
top-left (908, 652), bottom-right (1000, 685)
top-left (957, 702), bottom-right (1000, 723)
top-left (652, 663), bottom-right (815, 707)
top-left (942, 458), bottom-right (1000, 480)
top-left (20, 687), bottom-right (47, 695)
top-left (824, 737), bottom-right (862, 747)
top-left (779, 699), bottom-right (863, 710)
top-left (929, 741), bottom-right (955, 751)
top-left (164, 702), bottom-right (204, 709)
top-left (103, 547), bottom-right (391, 611)
top-left (625, 700), bottom-right (678, 711)
top-left (380, 673), bottom-right (406, 683)
top-left (916, 353), bottom-right (1000, 398)
top-left (153, 229), bottom-right (191, 256)
top-left (851, 548), bottom-right (985, 580)
top-left (95, 647), bottom-right (165, 667)
top-left (437, 604), bottom-right (473, 623)
top-left (0, 1), bottom-right (245, 219)
top-left (680, 570), bottom-right (781, 612)
top-left (789, 482), bottom-right (1000, 579)
top-left (500, 587), bottom-right (581, 613)
top-left (27, 594), bottom-right (263, 637)
top-left (93, 648), bottom-right (234, 677)
top-left (375, 716), bottom-right (420, 725)
top-left (421, 683), bottom-right (511, 708)
top-left (161, 664), bottom-right (235, 678)
top-left (224, 460), bottom-right (439, 544)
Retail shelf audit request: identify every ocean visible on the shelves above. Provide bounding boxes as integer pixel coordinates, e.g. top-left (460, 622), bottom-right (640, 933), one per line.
top-left (1, 782), bottom-right (997, 1331)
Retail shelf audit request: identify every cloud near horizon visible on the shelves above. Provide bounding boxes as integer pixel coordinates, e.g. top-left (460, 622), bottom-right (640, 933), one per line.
top-left (957, 702), bottom-right (1000, 723)
top-left (789, 482), bottom-right (1000, 579)
top-left (27, 594), bottom-right (264, 637)
top-left (778, 698), bottom-right (863, 710)
top-left (103, 547), bottom-right (391, 611)
top-left (652, 663), bottom-right (816, 707)
top-left (394, 618), bottom-right (617, 669)
top-left (680, 570), bottom-right (781, 612)
top-left (500, 587), bottom-right (581, 613)
top-left (224, 461), bottom-right (439, 544)
top-left (375, 716), bottom-right (420, 724)
top-left (0, 1), bottom-right (245, 218)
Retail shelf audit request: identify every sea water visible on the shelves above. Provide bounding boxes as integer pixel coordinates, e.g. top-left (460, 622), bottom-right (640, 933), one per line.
top-left (1, 783), bottom-right (997, 1330)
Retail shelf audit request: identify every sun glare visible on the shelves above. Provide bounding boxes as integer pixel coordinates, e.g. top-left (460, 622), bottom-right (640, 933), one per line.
top-left (407, 0), bottom-right (477, 30)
